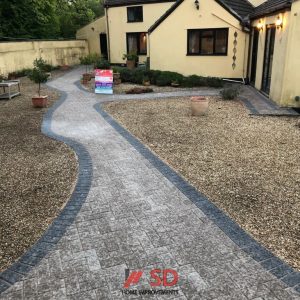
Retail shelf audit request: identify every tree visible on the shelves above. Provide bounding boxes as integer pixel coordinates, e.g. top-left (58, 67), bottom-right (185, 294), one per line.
top-left (0, 0), bottom-right (59, 40)
top-left (0, 0), bottom-right (104, 40)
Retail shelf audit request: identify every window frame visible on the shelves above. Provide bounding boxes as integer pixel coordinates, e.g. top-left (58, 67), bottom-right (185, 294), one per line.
top-left (187, 28), bottom-right (229, 56)
top-left (126, 32), bottom-right (147, 55)
top-left (127, 6), bottom-right (143, 23)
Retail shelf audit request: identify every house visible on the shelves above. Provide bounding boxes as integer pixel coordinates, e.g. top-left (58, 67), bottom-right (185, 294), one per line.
top-left (76, 16), bottom-right (108, 58)
top-left (77, 0), bottom-right (300, 107)
top-left (249, 0), bottom-right (300, 107)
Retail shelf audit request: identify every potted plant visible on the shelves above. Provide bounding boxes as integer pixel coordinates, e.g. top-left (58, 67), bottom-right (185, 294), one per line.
top-left (28, 63), bottom-right (50, 108)
top-left (80, 55), bottom-right (92, 83)
top-left (122, 52), bottom-right (138, 70)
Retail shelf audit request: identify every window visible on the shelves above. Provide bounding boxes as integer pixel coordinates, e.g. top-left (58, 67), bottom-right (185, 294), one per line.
top-left (127, 6), bottom-right (143, 22)
top-left (187, 28), bottom-right (228, 55)
top-left (126, 32), bottom-right (147, 55)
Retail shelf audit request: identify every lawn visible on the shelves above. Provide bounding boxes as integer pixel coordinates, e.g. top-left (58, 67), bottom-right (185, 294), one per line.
top-left (103, 96), bottom-right (300, 270)
top-left (0, 73), bottom-right (77, 272)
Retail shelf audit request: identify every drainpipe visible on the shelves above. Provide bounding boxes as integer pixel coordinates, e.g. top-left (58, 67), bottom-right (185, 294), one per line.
top-left (105, 6), bottom-right (111, 62)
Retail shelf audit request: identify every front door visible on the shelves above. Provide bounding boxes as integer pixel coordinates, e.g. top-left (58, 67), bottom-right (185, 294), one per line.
top-left (100, 33), bottom-right (108, 60)
top-left (250, 28), bottom-right (259, 84)
top-left (261, 26), bottom-right (276, 94)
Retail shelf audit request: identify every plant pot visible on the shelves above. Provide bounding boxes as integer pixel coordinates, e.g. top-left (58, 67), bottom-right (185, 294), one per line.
top-left (32, 95), bottom-right (48, 108)
top-left (113, 72), bottom-right (120, 80)
top-left (126, 60), bottom-right (136, 70)
top-left (113, 73), bottom-right (121, 85)
top-left (191, 96), bottom-right (208, 116)
top-left (83, 73), bottom-right (91, 81)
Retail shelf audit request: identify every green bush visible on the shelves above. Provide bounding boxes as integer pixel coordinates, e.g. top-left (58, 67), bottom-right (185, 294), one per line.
top-left (207, 77), bottom-right (224, 88)
top-left (114, 67), bottom-right (223, 88)
top-left (28, 67), bottom-right (49, 96)
top-left (8, 68), bottom-right (32, 79)
top-left (94, 58), bottom-right (110, 69)
top-left (220, 86), bottom-right (240, 100)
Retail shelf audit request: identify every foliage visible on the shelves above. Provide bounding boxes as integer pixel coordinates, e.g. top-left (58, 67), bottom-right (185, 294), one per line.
top-left (220, 86), bottom-right (240, 100)
top-left (0, 0), bottom-right (104, 40)
top-left (122, 53), bottom-right (139, 61)
top-left (28, 59), bottom-right (50, 96)
top-left (94, 57), bottom-right (110, 69)
top-left (8, 68), bottom-right (32, 79)
top-left (117, 67), bottom-right (223, 88)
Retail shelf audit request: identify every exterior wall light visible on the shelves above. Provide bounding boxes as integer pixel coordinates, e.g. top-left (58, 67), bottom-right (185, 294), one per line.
top-left (276, 16), bottom-right (283, 29)
top-left (194, 0), bottom-right (199, 10)
top-left (257, 19), bottom-right (263, 31)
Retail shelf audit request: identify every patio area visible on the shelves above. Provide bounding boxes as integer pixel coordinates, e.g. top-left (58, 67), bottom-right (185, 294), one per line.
top-left (0, 67), bottom-right (299, 299)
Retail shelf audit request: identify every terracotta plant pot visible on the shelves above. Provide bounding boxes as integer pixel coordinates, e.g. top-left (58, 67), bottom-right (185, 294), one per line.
top-left (32, 95), bottom-right (48, 108)
top-left (83, 73), bottom-right (91, 82)
top-left (191, 96), bottom-right (209, 116)
top-left (126, 60), bottom-right (136, 70)
top-left (113, 73), bottom-right (121, 85)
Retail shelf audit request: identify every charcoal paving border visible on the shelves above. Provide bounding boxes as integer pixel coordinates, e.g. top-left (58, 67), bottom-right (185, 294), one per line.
top-left (94, 103), bottom-right (300, 294)
top-left (0, 88), bottom-right (93, 294)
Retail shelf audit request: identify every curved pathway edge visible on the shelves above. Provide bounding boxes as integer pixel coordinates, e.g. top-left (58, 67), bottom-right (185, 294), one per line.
top-left (0, 87), bottom-right (93, 294)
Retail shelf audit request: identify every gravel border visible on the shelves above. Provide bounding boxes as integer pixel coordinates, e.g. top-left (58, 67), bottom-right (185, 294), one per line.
top-left (94, 102), bottom-right (300, 294)
top-left (0, 88), bottom-right (93, 294)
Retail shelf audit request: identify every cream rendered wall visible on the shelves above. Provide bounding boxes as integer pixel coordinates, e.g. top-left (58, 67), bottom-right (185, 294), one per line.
top-left (149, 0), bottom-right (249, 78)
top-left (106, 2), bottom-right (174, 64)
top-left (281, 0), bottom-right (300, 107)
top-left (248, 0), bottom-right (266, 7)
top-left (251, 12), bottom-right (290, 105)
top-left (0, 40), bottom-right (88, 76)
top-left (76, 16), bottom-right (107, 54)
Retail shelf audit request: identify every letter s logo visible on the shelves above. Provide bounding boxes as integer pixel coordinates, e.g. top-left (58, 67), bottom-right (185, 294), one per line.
top-left (150, 269), bottom-right (162, 287)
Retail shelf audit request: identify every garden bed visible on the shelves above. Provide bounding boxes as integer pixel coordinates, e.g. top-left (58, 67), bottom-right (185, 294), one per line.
top-left (84, 78), bottom-right (211, 94)
top-left (103, 96), bottom-right (300, 270)
top-left (0, 73), bottom-right (78, 272)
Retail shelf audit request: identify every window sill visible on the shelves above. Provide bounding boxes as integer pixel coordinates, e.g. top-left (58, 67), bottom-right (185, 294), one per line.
top-left (186, 53), bottom-right (228, 56)
top-left (127, 21), bottom-right (143, 23)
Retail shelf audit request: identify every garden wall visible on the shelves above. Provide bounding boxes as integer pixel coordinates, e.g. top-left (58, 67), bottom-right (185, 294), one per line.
top-left (0, 40), bottom-right (88, 76)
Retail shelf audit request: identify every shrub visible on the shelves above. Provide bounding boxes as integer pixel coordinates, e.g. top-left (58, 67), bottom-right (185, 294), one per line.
top-left (207, 77), bottom-right (224, 88)
top-left (113, 67), bottom-right (224, 88)
top-left (119, 68), bottom-right (134, 82)
top-left (182, 75), bottom-right (201, 87)
top-left (94, 58), bottom-right (110, 69)
top-left (28, 67), bottom-right (49, 96)
top-left (220, 86), bottom-right (240, 100)
top-left (8, 68), bottom-right (32, 79)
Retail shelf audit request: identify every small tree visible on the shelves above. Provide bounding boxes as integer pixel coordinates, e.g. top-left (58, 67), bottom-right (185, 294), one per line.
top-left (28, 67), bottom-right (49, 96)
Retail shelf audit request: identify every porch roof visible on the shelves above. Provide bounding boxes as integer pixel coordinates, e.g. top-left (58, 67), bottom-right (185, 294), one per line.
top-left (250, 0), bottom-right (292, 19)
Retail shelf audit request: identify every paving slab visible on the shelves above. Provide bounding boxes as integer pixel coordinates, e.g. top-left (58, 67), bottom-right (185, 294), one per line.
top-left (0, 67), bottom-right (299, 300)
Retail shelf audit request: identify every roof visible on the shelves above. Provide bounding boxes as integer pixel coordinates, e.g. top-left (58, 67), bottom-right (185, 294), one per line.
top-left (104, 0), bottom-right (175, 8)
top-left (149, 0), bottom-right (254, 33)
top-left (250, 0), bottom-right (292, 19)
top-left (217, 0), bottom-right (254, 20)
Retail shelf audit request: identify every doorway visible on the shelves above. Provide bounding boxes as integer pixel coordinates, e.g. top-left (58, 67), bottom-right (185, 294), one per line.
top-left (100, 33), bottom-right (108, 59)
top-left (261, 26), bottom-right (276, 94)
top-left (250, 28), bottom-right (259, 84)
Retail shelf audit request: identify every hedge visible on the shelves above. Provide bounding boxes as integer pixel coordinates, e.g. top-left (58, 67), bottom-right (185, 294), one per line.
top-left (113, 66), bottom-right (224, 88)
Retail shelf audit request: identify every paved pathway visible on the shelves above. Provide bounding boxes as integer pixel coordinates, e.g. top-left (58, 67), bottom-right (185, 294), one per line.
top-left (1, 68), bottom-right (300, 300)
top-left (239, 86), bottom-right (299, 116)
